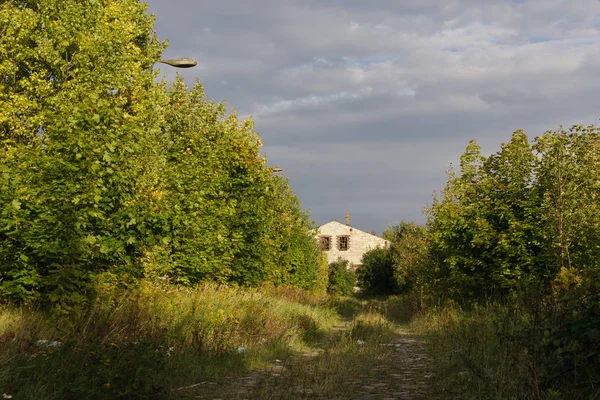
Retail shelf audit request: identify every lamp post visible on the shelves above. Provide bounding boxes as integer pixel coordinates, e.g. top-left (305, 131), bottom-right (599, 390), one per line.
top-left (270, 166), bottom-right (283, 173)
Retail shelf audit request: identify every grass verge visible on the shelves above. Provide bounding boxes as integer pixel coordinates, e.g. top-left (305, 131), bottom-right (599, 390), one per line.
top-left (180, 306), bottom-right (404, 399)
top-left (411, 304), bottom-right (600, 400)
top-left (0, 282), bottom-right (338, 399)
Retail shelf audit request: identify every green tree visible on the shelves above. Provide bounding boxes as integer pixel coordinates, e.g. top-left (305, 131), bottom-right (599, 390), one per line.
top-left (154, 78), bottom-right (237, 284)
top-left (383, 221), bottom-right (429, 295)
top-left (257, 172), bottom-right (321, 288)
top-left (0, 0), bottom-right (165, 308)
top-left (151, 77), bottom-right (321, 288)
top-left (534, 126), bottom-right (600, 273)
top-left (0, 0), bottom-right (326, 308)
top-left (356, 246), bottom-right (396, 295)
top-left (327, 258), bottom-right (356, 296)
top-left (427, 140), bottom-right (492, 301)
top-left (427, 135), bottom-right (539, 302)
top-left (480, 130), bottom-right (540, 290)
top-left (427, 127), bottom-right (600, 304)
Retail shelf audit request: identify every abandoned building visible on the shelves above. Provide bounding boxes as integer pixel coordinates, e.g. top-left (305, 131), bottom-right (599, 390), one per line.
top-left (316, 212), bottom-right (389, 268)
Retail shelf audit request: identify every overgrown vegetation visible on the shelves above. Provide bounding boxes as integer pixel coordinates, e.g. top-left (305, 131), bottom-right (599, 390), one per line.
top-left (0, 282), bottom-right (338, 399)
top-left (412, 301), bottom-right (600, 399)
top-left (0, 0), bottom-right (322, 313)
top-left (2, 1), bottom-right (600, 399)
top-left (326, 258), bottom-right (356, 296)
top-left (0, 283), bottom-right (420, 400)
top-left (389, 127), bottom-right (600, 399)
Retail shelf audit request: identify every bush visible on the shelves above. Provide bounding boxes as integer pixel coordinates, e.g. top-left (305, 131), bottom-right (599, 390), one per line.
top-left (327, 258), bottom-right (356, 296)
top-left (356, 247), bottom-right (397, 295)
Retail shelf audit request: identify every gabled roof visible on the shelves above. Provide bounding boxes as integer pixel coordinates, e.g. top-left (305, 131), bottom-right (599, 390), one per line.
top-left (317, 221), bottom-right (385, 241)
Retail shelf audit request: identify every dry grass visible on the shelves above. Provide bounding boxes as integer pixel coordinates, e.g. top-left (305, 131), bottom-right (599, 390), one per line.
top-left (0, 285), bottom-right (428, 400)
top-left (411, 304), bottom-right (600, 400)
top-left (0, 282), bottom-right (339, 399)
top-left (0, 283), bottom-right (439, 400)
top-left (177, 307), bottom-right (406, 400)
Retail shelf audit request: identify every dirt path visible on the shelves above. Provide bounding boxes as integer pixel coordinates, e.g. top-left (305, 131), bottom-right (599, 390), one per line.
top-left (177, 324), bottom-right (434, 400)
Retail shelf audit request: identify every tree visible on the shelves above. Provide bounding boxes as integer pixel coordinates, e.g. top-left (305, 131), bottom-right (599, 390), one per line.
top-left (0, 0), bottom-right (326, 309)
top-left (427, 134), bottom-right (540, 302)
top-left (263, 175), bottom-right (321, 289)
top-left (128, 76), bottom-right (321, 289)
top-left (426, 127), bottom-right (600, 304)
top-left (534, 126), bottom-right (600, 273)
top-left (154, 78), bottom-right (236, 284)
top-left (383, 221), bottom-right (429, 295)
top-left (356, 246), bottom-right (396, 295)
top-left (480, 130), bottom-right (540, 290)
top-left (426, 140), bottom-right (493, 301)
top-left (0, 0), bottom-right (165, 308)
top-left (327, 258), bottom-right (356, 296)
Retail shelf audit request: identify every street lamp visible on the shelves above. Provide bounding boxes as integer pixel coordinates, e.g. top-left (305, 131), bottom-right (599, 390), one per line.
top-left (157, 58), bottom-right (197, 68)
top-left (270, 166), bottom-right (283, 173)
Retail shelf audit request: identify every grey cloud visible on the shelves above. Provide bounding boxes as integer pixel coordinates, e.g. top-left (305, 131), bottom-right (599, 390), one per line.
top-left (146, 0), bottom-right (600, 233)
top-left (479, 88), bottom-right (547, 106)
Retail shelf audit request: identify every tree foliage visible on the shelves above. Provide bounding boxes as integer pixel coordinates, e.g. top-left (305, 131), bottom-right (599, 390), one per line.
top-left (421, 126), bottom-right (600, 396)
top-left (383, 221), bottom-right (428, 294)
top-left (427, 127), bottom-right (600, 304)
top-left (1, 0), bottom-right (166, 309)
top-left (327, 258), bottom-right (356, 296)
top-left (355, 246), bottom-right (396, 295)
top-left (0, 0), bottom-right (320, 309)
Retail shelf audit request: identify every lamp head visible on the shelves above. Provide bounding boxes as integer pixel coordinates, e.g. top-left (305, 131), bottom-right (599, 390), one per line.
top-left (157, 58), bottom-right (197, 68)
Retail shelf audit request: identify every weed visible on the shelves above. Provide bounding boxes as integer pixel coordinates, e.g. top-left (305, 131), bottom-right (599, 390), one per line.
top-left (0, 282), bottom-right (339, 399)
top-left (411, 302), bottom-right (600, 399)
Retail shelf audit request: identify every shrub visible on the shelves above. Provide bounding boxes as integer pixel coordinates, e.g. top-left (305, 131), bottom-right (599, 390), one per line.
top-left (327, 258), bottom-right (356, 296)
top-left (356, 247), bottom-right (397, 295)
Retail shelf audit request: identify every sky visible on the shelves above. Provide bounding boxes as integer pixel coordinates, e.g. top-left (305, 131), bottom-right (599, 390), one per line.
top-left (145, 0), bottom-right (600, 234)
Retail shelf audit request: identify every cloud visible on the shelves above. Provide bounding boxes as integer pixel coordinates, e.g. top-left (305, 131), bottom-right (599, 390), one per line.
top-left (479, 88), bottom-right (546, 106)
top-left (146, 0), bottom-right (600, 232)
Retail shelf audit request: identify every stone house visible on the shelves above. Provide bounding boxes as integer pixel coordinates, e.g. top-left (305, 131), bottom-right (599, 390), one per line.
top-left (316, 212), bottom-right (389, 268)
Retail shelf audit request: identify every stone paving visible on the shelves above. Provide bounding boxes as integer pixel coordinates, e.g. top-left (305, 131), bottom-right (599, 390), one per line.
top-left (345, 329), bottom-right (434, 400)
top-left (178, 327), bottom-right (434, 400)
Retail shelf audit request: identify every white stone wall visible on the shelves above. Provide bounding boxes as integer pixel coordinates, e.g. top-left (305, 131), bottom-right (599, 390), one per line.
top-left (316, 221), bottom-right (389, 267)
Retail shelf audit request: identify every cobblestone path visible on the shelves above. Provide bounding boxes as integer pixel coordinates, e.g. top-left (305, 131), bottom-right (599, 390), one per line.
top-left (178, 325), bottom-right (434, 400)
top-left (345, 328), bottom-right (433, 400)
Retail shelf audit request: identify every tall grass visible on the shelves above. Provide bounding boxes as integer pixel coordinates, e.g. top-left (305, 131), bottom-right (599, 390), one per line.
top-left (0, 281), bottom-right (339, 399)
top-left (197, 306), bottom-right (401, 399)
top-left (328, 294), bottom-right (415, 323)
top-left (411, 302), bottom-right (600, 400)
